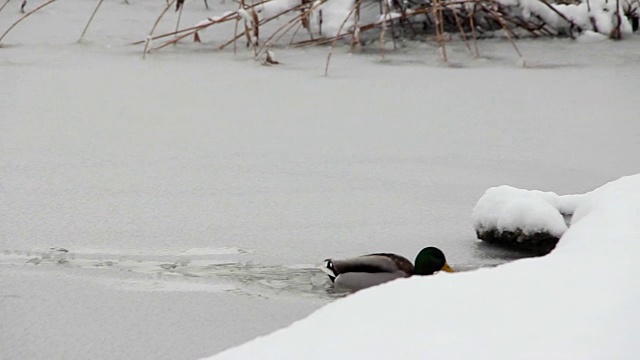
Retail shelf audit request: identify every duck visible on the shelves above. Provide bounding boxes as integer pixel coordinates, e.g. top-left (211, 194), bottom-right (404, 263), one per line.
top-left (321, 247), bottom-right (454, 291)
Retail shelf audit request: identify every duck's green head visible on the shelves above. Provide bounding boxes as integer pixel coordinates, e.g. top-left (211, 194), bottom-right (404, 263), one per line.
top-left (414, 247), bottom-right (455, 275)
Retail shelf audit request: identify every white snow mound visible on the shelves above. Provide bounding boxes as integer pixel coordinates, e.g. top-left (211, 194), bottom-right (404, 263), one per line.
top-left (472, 185), bottom-right (572, 237)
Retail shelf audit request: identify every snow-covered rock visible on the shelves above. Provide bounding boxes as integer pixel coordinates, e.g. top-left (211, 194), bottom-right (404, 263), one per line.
top-left (471, 186), bottom-right (583, 254)
top-left (473, 186), bottom-right (570, 236)
top-left (207, 174), bottom-right (640, 360)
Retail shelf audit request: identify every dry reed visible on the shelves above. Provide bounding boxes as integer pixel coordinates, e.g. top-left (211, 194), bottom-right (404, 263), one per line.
top-left (80, 0), bottom-right (105, 41)
top-left (0, 0), bottom-right (58, 45)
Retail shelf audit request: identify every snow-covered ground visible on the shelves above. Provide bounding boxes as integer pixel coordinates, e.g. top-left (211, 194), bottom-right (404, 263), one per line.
top-left (1, 0), bottom-right (639, 359)
top-left (211, 174), bottom-right (640, 360)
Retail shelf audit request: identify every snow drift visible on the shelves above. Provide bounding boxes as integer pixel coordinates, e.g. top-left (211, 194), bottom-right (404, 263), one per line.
top-left (207, 174), bottom-right (640, 360)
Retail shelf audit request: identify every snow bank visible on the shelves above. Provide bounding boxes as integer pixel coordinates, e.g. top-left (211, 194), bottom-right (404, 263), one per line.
top-left (207, 174), bottom-right (640, 360)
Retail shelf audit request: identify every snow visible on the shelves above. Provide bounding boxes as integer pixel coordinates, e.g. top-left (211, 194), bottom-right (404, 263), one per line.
top-left (577, 29), bottom-right (610, 43)
top-left (252, 0), bottom-right (355, 36)
top-left (312, 0), bottom-right (356, 36)
top-left (471, 186), bottom-right (581, 236)
top-left (497, 0), bottom-right (638, 37)
top-left (250, 0), bottom-right (634, 40)
top-left (209, 174), bottom-right (640, 360)
top-left (258, 0), bottom-right (300, 18)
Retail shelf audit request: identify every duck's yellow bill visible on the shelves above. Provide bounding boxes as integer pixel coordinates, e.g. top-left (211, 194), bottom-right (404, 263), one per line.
top-left (441, 263), bottom-right (455, 273)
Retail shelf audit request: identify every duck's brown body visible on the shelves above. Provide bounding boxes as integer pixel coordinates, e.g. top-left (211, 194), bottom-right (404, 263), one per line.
top-left (322, 253), bottom-right (414, 291)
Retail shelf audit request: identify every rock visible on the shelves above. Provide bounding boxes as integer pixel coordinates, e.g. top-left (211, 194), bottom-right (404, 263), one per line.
top-left (476, 228), bottom-right (560, 256)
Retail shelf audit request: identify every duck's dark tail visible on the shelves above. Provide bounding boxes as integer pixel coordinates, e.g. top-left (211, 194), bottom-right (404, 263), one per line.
top-left (320, 259), bottom-right (338, 282)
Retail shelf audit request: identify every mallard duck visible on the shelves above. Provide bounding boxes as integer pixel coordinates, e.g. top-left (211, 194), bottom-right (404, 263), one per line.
top-left (321, 247), bottom-right (454, 291)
